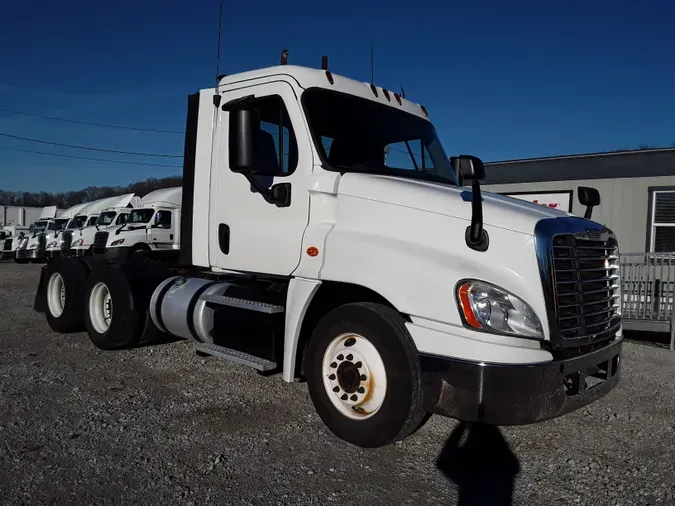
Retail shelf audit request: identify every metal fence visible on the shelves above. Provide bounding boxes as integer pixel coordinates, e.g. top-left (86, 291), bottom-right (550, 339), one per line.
top-left (620, 252), bottom-right (675, 350)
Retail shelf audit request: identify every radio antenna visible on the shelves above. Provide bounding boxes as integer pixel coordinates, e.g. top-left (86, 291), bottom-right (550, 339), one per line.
top-left (215, 0), bottom-right (224, 84)
top-left (370, 46), bottom-right (374, 84)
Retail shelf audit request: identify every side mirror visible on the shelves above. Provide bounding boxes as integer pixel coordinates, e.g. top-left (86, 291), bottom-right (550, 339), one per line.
top-left (578, 186), bottom-right (600, 219)
top-left (451, 154), bottom-right (489, 252)
top-left (450, 155), bottom-right (486, 182)
top-left (229, 108), bottom-right (260, 173)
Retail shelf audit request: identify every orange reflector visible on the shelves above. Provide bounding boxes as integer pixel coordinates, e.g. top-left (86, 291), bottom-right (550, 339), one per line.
top-left (458, 284), bottom-right (481, 328)
top-left (306, 246), bottom-right (319, 257)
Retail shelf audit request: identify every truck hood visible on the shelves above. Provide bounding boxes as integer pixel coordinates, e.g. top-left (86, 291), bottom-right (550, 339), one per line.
top-left (336, 173), bottom-right (570, 235)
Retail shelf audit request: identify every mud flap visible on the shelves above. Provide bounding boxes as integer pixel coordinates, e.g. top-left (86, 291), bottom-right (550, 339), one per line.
top-left (33, 265), bottom-right (49, 313)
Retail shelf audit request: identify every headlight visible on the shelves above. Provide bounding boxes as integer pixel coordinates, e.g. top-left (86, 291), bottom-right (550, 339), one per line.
top-left (29, 243), bottom-right (36, 249)
top-left (456, 280), bottom-right (543, 339)
top-left (110, 239), bottom-right (125, 246)
top-left (73, 239), bottom-right (84, 247)
top-left (48, 241), bottom-right (58, 248)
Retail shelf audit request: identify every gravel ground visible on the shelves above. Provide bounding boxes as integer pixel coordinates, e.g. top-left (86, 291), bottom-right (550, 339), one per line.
top-left (0, 261), bottom-right (674, 506)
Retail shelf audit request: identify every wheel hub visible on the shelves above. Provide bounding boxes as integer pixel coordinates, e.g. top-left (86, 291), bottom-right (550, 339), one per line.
top-left (322, 333), bottom-right (387, 420)
top-left (336, 360), bottom-right (362, 394)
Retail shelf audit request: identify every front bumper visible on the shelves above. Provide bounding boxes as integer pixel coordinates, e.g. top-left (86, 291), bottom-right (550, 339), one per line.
top-left (420, 337), bottom-right (622, 425)
top-left (45, 249), bottom-right (62, 259)
top-left (16, 249), bottom-right (39, 259)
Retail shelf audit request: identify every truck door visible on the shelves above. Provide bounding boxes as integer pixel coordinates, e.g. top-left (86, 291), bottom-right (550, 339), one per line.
top-left (210, 81), bottom-right (312, 276)
top-left (149, 209), bottom-right (174, 249)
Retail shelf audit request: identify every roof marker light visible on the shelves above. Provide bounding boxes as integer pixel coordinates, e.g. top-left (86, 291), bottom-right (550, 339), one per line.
top-left (370, 84), bottom-right (378, 97)
top-left (394, 93), bottom-right (402, 105)
top-left (420, 105), bottom-right (428, 116)
top-left (325, 71), bottom-right (334, 85)
top-left (382, 89), bottom-right (391, 101)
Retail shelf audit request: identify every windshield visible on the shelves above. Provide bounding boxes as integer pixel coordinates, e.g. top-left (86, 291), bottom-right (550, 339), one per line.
top-left (97, 211), bottom-right (117, 226)
top-left (128, 209), bottom-right (155, 224)
top-left (48, 218), bottom-right (69, 232)
top-left (31, 221), bottom-right (48, 234)
top-left (67, 215), bottom-right (88, 229)
top-left (301, 88), bottom-right (457, 186)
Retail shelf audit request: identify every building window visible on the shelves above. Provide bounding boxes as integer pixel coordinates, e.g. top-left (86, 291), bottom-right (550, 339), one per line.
top-left (651, 190), bottom-right (675, 252)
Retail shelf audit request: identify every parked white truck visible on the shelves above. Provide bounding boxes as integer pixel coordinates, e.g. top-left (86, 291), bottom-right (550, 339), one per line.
top-left (1, 225), bottom-right (31, 260)
top-left (15, 206), bottom-right (63, 263)
top-left (65, 194), bottom-right (139, 257)
top-left (96, 187), bottom-right (181, 261)
top-left (34, 60), bottom-right (622, 448)
top-left (44, 195), bottom-right (137, 259)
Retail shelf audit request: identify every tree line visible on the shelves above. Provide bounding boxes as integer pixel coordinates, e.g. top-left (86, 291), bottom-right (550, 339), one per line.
top-left (0, 176), bottom-right (183, 208)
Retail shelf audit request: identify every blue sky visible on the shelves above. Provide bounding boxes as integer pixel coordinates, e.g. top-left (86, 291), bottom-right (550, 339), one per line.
top-left (1, 0), bottom-right (674, 192)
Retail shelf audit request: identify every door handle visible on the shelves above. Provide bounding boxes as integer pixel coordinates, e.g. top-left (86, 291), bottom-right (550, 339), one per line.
top-left (218, 224), bottom-right (230, 254)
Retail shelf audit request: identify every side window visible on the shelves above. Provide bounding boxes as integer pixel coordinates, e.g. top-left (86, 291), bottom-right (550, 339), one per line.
top-left (229, 95), bottom-right (298, 176)
top-left (86, 217), bottom-right (97, 226)
top-left (116, 213), bottom-right (128, 225)
top-left (155, 211), bottom-right (172, 228)
top-left (384, 140), bottom-right (434, 171)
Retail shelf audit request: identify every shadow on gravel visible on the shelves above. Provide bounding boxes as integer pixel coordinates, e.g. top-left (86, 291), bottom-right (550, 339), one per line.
top-left (436, 422), bottom-right (520, 506)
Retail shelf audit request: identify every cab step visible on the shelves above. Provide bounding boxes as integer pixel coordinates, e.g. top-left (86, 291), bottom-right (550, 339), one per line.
top-left (201, 293), bottom-right (284, 314)
top-left (195, 342), bottom-right (277, 372)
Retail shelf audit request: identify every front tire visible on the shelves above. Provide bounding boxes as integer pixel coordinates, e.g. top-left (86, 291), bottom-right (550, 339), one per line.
top-left (305, 302), bottom-right (428, 448)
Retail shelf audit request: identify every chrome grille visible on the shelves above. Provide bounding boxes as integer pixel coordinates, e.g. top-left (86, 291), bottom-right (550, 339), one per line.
top-left (535, 217), bottom-right (621, 350)
top-left (61, 231), bottom-right (73, 250)
top-left (37, 234), bottom-right (46, 252)
top-left (552, 235), bottom-right (621, 340)
top-left (93, 231), bottom-right (109, 253)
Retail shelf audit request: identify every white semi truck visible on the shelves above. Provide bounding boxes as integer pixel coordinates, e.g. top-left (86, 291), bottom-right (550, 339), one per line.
top-left (43, 195), bottom-right (136, 259)
top-left (15, 205), bottom-right (64, 263)
top-left (96, 187), bottom-right (182, 261)
top-left (34, 60), bottom-right (622, 448)
top-left (66, 193), bottom-right (139, 257)
top-left (1, 225), bottom-right (31, 260)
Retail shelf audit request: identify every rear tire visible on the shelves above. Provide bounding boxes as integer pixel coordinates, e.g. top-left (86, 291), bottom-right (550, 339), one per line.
top-left (305, 302), bottom-right (428, 448)
top-left (83, 265), bottom-right (145, 350)
top-left (43, 257), bottom-right (89, 333)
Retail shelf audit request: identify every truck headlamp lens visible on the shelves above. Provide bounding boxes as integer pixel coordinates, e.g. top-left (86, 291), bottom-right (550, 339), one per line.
top-left (457, 280), bottom-right (543, 339)
top-left (111, 239), bottom-right (125, 246)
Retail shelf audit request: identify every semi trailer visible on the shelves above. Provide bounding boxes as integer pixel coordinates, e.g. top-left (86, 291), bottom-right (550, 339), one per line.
top-left (34, 59), bottom-right (623, 448)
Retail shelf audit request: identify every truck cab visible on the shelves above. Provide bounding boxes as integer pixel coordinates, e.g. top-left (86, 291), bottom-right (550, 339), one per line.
top-left (69, 194), bottom-right (139, 257)
top-left (35, 61), bottom-right (622, 449)
top-left (0, 225), bottom-right (30, 260)
top-left (15, 206), bottom-right (60, 263)
top-left (100, 187), bottom-right (181, 260)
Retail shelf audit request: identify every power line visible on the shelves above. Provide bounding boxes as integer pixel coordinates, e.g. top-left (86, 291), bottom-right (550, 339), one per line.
top-left (0, 146), bottom-right (183, 168)
top-left (0, 132), bottom-right (183, 158)
top-left (0, 107), bottom-right (185, 134)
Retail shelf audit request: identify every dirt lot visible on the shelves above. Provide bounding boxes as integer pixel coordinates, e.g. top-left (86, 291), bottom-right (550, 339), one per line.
top-left (0, 261), bottom-right (674, 505)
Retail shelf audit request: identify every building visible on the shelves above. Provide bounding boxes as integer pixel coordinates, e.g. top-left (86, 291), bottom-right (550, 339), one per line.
top-left (1, 206), bottom-right (65, 227)
top-left (482, 147), bottom-right (675, 254)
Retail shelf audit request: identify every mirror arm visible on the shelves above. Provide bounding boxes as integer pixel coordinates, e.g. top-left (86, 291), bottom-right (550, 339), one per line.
top-left (465, 179), bottom-right (489, 252)
top-left (584, 206), bottom-right (593, 220)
